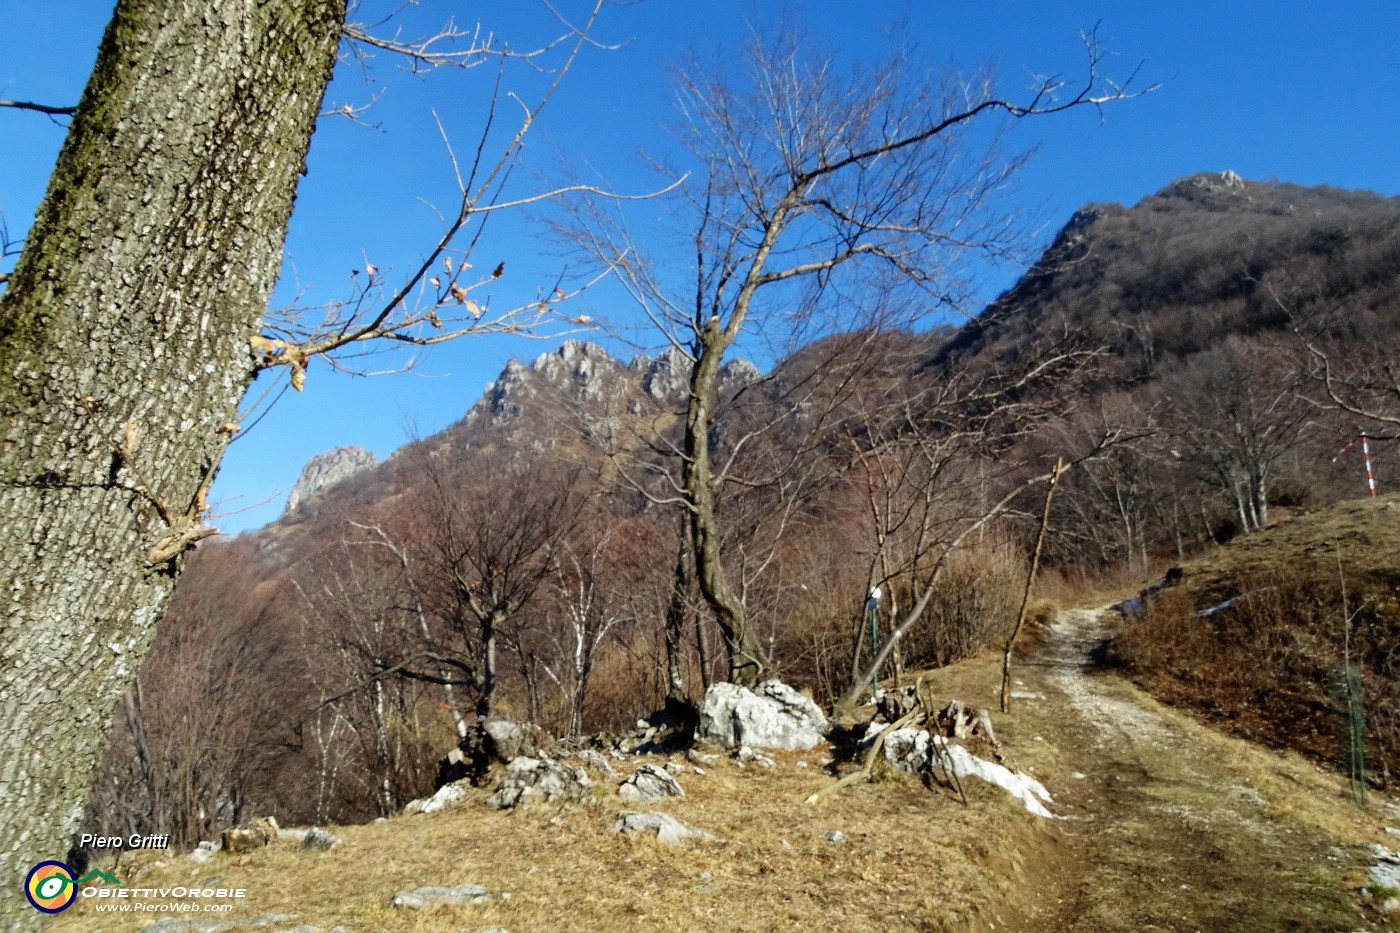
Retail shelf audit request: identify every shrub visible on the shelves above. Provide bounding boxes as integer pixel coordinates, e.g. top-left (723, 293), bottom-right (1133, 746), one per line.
top-left (903, 537), bottom-right (1026, 669)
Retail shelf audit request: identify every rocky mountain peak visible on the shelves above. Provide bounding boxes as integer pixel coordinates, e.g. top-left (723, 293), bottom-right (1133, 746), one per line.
top-left (631, 346), bottom-right (694, 401)
top-left (470, 340), bottom-right (761, 432)
top-left (529, 340), bottom-right (623, 401)
top-left (286, 445), bottom-right (377, 513)
top-left (1150, 169), bottom-right (1255, 209)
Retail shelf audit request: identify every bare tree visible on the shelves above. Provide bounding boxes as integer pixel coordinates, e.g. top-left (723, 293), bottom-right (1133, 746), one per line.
top-left (1166, 338), bottom-right (1315, 532)
top-left (1281, 281), bottom-right (1400, 435)
top-left (534, 517), bottom-right (637, 736)
top-left (293, 538), bottom-right (443, 818)
top-left (1051, 390), bottom-right (1170, 570)
top-left (835, 332), bottom-right (1120, 706)
top-left (560, 24), bottom-right (1146, 686)
top-left (407, 452), bottom-right (587, 718)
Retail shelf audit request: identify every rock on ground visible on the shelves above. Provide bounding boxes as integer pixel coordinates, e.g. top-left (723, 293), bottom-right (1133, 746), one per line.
top-left (186, 840), bottom-right (220, 863)
top-left (221, 817), bottom-right (279, 855)
top-left (485, 756), bottom-right (594, 809)
top-left (733, 745), bottom-right (775, 768)
top-left (696, 680), bottom-right (827, 750)
top-left (882, 728), bottom-right (1055, 818)
top-left (392, 884), bottom-right (492, 909)
top-left (611, 811), bottom-right (713, 845)
top-left (578, 748), bottom-right (620, 781)
top-left (300, 827), bottom-right (342, 851)
top-left (404, 779), bottom-right (471, 815)
top-left (618, 763), bottom-right (685, 802)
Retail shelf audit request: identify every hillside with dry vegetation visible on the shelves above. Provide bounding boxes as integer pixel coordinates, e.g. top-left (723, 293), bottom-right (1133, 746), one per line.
top-left (1110, 493), bottom-right (1400, 783)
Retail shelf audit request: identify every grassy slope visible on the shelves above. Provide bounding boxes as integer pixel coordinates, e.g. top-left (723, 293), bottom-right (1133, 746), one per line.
top-left (1109, 493), bottom-right (1400, 773)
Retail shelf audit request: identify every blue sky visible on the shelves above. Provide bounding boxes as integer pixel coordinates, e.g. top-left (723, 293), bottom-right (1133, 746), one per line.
top-left (3, 1), bottom-right (1398, 533)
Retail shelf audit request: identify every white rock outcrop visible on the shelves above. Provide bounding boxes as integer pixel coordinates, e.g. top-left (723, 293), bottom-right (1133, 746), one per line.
top-left (696, 680), bottom-right (827, 751)
top-left (404, 780), bottom-right (471, 815)
top-left (882, 727), bottom-right (1056, 818)
top-left (484, 756), bottom-right (594, 809)
top-left (611, 811), bottom-right (713, 845)
top-left (618, 764), bottom-right (685, 802)
top-left (286, 445), bottom-right (377, 512)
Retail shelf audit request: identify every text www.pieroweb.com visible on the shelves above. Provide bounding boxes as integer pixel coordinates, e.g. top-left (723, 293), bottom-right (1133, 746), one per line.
top-left (83, 885), bottom-right (245, 915)
top-left (92, 899), bottom-right (236, 915)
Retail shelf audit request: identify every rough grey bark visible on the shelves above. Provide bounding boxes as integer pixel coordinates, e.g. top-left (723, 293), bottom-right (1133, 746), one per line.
top-left (662, 530), bottom-right (691, 702)
top-left (0, 0), bottom-right (344, 924)
top-left (684, 317), bottom-right (765, 686)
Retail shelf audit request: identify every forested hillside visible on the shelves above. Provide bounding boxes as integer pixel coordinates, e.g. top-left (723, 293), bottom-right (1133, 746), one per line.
top-left (89, 172), bottom-right (1400, 839)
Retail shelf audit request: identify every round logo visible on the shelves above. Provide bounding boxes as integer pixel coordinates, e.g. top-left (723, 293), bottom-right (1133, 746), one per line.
top-left (25, 860), bottom-right (76, 913)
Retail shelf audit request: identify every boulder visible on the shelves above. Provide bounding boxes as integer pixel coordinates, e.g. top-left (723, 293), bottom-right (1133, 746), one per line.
top-left (440, 719), bottom-right (553, 788)
top-left (404, 780), bottom-right (471, 815)
top-left (876, 686), bottom-right (919, 723)
top-left (577, 748), bottom-right (620, 781)
top-left (882, 728), bottom-right (932, 772)
top-left (697, 680), bottom-right (827, 751)
top-left (482, 718), bottom-right (548, 761)
top-left (186, 840), bottom-right (220, 864)
top-left (938, 742), bottom-right (1055, 818)
top-left (220, 816), bottom-right (278, 855)
top-left (611, 811), bottom-right (713, 845)
top-left (485, 757), bottom-right (593, 809)
top-left (301, 827), bottom-right (342, 851)
top-left (618, 764), bottom-right (685, 803)
top-left (881, 728), bottom-right (1055, 818)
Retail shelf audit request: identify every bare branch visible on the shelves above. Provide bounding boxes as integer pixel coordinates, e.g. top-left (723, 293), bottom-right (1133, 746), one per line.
top-left (0, 98), bottom-right (76, 116)
top-left (251, 0), bottom-right (668, 393)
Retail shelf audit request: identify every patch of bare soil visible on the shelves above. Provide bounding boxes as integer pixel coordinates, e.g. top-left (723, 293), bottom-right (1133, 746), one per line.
top-left (1006, 608), bottom-right (1388, 932)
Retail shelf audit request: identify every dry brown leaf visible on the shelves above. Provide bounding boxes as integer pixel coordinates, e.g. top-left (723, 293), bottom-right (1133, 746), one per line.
top-left (491, 262), bottom-right (504, 279)
top-left (248, 335), bottom-right (282, 355)
top-left (451, 286), bottom-right (468, 304)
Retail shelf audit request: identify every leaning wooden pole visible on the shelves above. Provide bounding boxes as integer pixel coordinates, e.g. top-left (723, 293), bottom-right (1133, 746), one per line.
top-left (1001, 456), bottom-right (1063, 713)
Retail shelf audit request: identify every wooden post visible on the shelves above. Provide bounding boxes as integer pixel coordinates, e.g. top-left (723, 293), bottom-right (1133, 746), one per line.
top-left (1001, 457), bottom-right (1063, 713)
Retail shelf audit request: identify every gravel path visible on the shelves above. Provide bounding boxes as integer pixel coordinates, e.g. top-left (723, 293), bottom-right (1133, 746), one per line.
top-left (1012, 608), bottom-right (1373, 932)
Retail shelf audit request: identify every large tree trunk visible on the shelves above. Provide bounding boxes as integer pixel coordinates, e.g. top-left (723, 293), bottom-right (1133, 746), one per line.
top-left (0, 1), bottom-right (343, 923)
top-left (682, 320), bottom-right (764, 686)
top-left (662, 530), bottom-right (691, 702)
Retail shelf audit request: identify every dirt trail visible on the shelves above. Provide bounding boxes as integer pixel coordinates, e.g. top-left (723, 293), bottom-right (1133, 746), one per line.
top-left (1007, 607), bottom-right (1379, 932)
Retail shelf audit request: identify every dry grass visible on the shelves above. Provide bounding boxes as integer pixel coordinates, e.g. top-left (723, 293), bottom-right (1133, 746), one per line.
top-left (1108, 492), bottom-right (1400, 783)
top-left (43, 606), bottom-right (1391, 931)
top-left (49, 716), bottom-right (1056, 933)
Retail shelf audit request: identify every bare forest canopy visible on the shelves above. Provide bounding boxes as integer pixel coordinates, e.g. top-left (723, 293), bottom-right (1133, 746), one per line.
top-left (95, 172), bottom-right (1400, 835)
